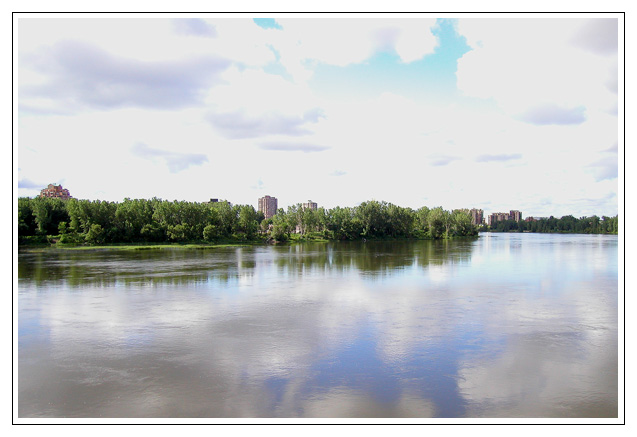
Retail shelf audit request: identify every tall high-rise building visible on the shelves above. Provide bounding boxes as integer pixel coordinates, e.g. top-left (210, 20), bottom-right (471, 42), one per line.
top-left (258, 195), bottom-right (278, 219)
top-left (302, 200), bottom-right (318, 211)
top-left (39, 184), bottom-right (71, 200)
top-left (510, 210), bottom-right (522, 222)
top-left (470, 208), bottom-right (484, 226)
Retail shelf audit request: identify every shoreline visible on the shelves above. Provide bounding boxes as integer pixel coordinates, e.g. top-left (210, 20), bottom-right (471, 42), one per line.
top-left (18, 235), bottom-right (484, 251)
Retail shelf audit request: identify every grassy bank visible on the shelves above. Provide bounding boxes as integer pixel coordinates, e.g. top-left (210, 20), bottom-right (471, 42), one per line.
top-left (58, 243), bottom-right (259, 251)
top-left (18, 231), bottom-right (480, 252)
top-left (18, 239), bottom-right (267, 251)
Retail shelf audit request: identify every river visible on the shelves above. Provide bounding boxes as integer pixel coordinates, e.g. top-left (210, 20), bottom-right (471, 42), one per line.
top-left (17, 233), bottom-right (619, 419)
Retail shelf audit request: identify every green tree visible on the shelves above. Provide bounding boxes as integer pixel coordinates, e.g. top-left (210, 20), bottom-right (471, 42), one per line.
top-left (18, 198), bottom-right (37, 237)
top-left (167, 224), bottom-right (188, 242)
top-left (271, 208), bottom-right (292, 241)
top-left (85, 224), bottom-right (105, 245)
top-left (327, 206), bottom-right (360, 240)
top-left (356, 200), bottom-right (390, 238)
top-left (115, 198), bottom-right (155, 242)
top-left (386, 204), bottom-right (415, 238)
top-left (31, 197), bottom-right (69, 235)
top-left (315, 207), bottom-right (328, 234)
top-left (427, 207), bottom-right (446, 239)
top-left (211, 201), bottom-right (238, 238)
top-left (237, 205), bottom-right (259, 239)
top-left (203, 224), bottom-right (221, 242)
top-left (451, 209), bottom-right (475, 236)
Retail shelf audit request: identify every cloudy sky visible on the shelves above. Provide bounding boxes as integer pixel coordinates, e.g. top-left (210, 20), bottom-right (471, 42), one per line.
top-left (16, 13), bottom-right (622, 218)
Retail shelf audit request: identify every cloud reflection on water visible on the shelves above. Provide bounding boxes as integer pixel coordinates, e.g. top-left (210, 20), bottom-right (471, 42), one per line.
top-left (18, 235), bottom-right (618, 418)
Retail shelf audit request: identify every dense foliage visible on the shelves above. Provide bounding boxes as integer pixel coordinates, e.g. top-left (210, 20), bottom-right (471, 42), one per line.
top-left (17, 197), bottom-right (478, 245)
top-left (18, 196), bottom-right (617, 246)
top-left (486, 215), bottom-right (618, 234)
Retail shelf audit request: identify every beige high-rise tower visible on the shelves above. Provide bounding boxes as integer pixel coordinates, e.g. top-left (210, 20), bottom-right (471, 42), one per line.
top-left (258, 195), bottom-right (278, 219)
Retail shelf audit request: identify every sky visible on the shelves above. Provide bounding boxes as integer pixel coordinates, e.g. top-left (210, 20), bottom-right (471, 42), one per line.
top-left (15, 13), bottom-right (622, 218)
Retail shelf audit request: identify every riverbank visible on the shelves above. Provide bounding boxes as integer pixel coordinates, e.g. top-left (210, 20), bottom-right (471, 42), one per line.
top-left (18, 233), bottom-right (481, 251)
top-left (17, 241), bottom-right (266, 252)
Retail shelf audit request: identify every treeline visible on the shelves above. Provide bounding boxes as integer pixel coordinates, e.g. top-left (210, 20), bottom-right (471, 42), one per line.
top-left (17, 197), bottom-right (478, 245)
top-left (486, 215), bottom-right (618, 234)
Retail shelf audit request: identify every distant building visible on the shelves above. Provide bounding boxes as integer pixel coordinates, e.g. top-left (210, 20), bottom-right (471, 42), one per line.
top-left (470, 208), bottom-right (484, 226)
top-left (510, 210), bottom-right (522, 222)
top-left (39, 184), bottom-right (71, 200)
top-left (488, 212), bottom-right (510, 226)
top-left (488, 210), bottom-right (523, 225)
top-left (302, 200), bottom-right (318, 211)
top-left (209, 199), bottom-right (232, 206)
top-left (258, 195), bottom-right (278, 219)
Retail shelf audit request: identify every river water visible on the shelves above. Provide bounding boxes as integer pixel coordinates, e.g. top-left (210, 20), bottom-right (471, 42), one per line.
top-left (17, 233), bottom-right (619, 419)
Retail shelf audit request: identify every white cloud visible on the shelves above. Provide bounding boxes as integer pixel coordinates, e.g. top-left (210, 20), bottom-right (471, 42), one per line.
top-left (570, 18), bottom-right (618, 56)
top-left (171, 18), bottom-right (218, 38)
top-left (456, 18), bottom-right (618, 116)
top-left (21, 40), bottom-right (230, 113)
top-left (131, 142), bottom-right (208, 173)
top-left (258, 141), bottom-right (330, 153)
top-left (517, 104), bottom-right (587, 126)
top-left (203, 66), bottom-right (323, 136)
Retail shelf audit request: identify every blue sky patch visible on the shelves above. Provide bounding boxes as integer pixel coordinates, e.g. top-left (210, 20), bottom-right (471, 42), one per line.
top-left (253, 18), bottom-right (283, 30)
top-left (308, 19), bottom-right (471, 101)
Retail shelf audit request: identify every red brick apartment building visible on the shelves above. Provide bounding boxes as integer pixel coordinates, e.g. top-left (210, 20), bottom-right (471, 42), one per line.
top-left (39, 184), bottom-right (71, 200)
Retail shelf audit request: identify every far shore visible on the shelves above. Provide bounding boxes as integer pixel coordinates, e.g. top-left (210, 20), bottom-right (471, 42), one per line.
top-left (18, 242), bottom-right (266, 252)
top-left (18, 234), bottom-right (486, 252)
